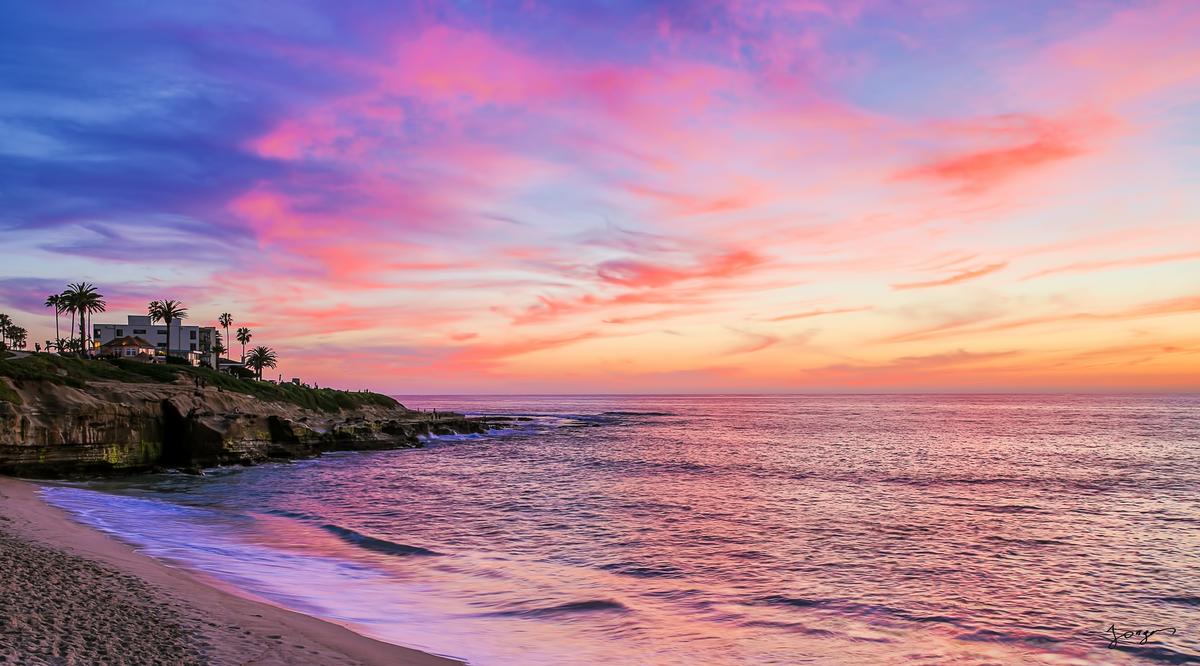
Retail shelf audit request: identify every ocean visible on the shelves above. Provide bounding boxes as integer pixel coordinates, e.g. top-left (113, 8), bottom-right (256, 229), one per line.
top-left (42, 394), bottom-right (1200, 665)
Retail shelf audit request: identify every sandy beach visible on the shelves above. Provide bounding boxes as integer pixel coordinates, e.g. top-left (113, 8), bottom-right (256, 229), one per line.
top-left (0, 476), bottom-right (461, 666)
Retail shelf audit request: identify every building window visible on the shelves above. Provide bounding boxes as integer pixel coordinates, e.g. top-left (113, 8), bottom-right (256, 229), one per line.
top-left (190, 343), bottom-right (197, 351)
top-left (157, 329), bottom-right (167, 335)
top-left (116, 329), bottom-right (123, 336)
top-left (133, 329), bottom-right (146, 334)
top-left (189, 331), bottom-right (197, 339)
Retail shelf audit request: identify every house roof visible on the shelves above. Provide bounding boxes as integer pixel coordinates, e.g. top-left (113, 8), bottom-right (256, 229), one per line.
top-left (101, 335), bottom-right (155, 349)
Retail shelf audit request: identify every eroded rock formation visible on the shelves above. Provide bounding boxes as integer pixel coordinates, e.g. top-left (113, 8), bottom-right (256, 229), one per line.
top-left (0, 377), bottom-right (484, 476)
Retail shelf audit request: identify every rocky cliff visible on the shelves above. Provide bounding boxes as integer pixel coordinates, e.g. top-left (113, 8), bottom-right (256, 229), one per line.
top-left (0, 373), bottom-right (485, 477)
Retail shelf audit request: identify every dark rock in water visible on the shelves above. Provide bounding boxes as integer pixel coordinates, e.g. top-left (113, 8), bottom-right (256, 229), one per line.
top-left (0, 374), bottom-right (485, 478)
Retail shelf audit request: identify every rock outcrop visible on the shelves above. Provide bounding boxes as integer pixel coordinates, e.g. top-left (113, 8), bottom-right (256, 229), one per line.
top-left (0, 376), bottom-right (485, 477)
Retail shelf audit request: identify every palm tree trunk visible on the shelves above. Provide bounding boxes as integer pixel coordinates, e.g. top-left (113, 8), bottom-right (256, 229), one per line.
top-left (53, 308), bottom-right (59, 349)
top-left (78, 308), bottom-right (85, 355)
top-left (69, 309), bottom-right (75, 352)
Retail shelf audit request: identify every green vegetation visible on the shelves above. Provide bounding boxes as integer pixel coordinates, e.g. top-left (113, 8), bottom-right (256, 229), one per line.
top-left (61, 282), bottom-right (107, 352)
top-left (245, 345), bottom-right (278, 380)
top-left (147, 299), bottom-right (187, 358)
top-left (0, 313), bottom-right (29, 351)
top-left (0, 354), bottom-right (398, 412)
top-left (236, 326), bottom-right (252, 362)
top-left (0, 378), bottom-right (21, 405)
top-left (0, 353), bottom-right (127, 388)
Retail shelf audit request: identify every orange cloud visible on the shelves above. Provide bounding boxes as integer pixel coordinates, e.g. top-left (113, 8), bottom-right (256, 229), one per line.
top-left (597, 250), bottom-right (764, 289)
top-left (892, 262), bottom-right (1007, 290)
top-left (723, 329), bottom-right (782, 355)
top-left (885, 295), bottom-right (1200, 344)
top-left (764, 306), bottom-right (871, 322)
top-left (1022, 250), bottom-right (1200, 280)
top-left (803, 349), bottom-right (1022, 387)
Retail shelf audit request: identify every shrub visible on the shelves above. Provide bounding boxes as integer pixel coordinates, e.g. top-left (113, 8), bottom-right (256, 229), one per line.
top-left (0, 379), bottom-right (20, 405)
top-left (0, 354), bottom-right (398, 413)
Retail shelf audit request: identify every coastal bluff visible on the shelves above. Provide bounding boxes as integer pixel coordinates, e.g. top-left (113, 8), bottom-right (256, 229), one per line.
top-left (0, 354), bottom-right (486, 477)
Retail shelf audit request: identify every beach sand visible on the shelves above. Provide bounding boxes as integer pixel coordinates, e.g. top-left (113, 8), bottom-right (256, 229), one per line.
top-left (0, 476), bottom-right (461, 665)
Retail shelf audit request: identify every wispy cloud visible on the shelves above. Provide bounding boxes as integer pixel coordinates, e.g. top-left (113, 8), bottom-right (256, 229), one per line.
top-left (1021, 251), bottom-right (1200, 280)
top-left (892, 263), bottom-right (1008, 290)
top-left (763, 307), bottom-right (872, 322)
top-left (885, 295), bottom-right (1200, 344)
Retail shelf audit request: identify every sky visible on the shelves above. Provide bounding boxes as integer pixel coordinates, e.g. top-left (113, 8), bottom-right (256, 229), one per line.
top-left (1, 0), bottom-right (1198, 393)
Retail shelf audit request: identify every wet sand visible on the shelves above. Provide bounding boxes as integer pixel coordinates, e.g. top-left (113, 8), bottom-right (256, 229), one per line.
top-left (0, 476), bottom-right (461, 665)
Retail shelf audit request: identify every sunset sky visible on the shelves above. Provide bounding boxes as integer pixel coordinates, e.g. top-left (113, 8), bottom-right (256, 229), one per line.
top-left (2, 1), bottom-right (1198, 393)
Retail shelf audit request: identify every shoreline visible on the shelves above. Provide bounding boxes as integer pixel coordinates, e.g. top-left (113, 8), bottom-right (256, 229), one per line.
top-left (0, 475), bottom-right (462, 666)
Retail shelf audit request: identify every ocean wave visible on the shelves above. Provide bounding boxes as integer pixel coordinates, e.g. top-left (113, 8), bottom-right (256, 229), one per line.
top-left (738, 620), bottom-right (842, 638)
top-left (954, 628), bottom-right (1062, 646)
top-left (972, 504), bottom-right (1046, 514)
top-left (598, 561), bottom-right (684, 578)
top-left (982, 535), bottom-right (1072, 546)
top-left (759, 595), bottom-right (827, 608)
top-left (319, 524), bottom-right (442, 557)
top-left (758, 595), bottom-right (975, 632)
top-left (264, 508), bottom-right (320, 521)
top-left (478, 599), bottom-right (629, 618)
top-left (1106, 645), bottom-right (1200, 665)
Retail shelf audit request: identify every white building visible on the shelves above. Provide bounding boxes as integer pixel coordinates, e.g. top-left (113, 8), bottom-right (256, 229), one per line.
top-left (92, 315), bottom-right (218, 366)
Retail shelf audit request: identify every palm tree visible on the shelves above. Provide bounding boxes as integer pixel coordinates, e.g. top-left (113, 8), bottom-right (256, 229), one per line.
top-left (63, 293), bottom-right (75, 352)
top-left (0, 313), bottom-right (10, 349)
top-left (44, 294), bottom-right (64, 346)
top-left (62, 283), bottom-right (105, 354)
top-left (8, 326), bottom-right (27, 350)
top-left (245, 346), bottom-right (277, 380)
top-left (148, 300), bottom-right (188, 359)
top-left (218, 313), bottom-right (233, 359)
top-left (236, 327), bottom-right (252, 363)
top-left (213, 339), bottom-right (226, 359)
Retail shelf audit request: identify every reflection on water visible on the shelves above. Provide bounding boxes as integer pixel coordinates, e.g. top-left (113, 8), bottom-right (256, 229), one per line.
top-left (45, 394), bottom-right (1200, 665)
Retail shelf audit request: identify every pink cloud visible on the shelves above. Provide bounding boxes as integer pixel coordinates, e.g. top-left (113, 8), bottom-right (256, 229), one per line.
top-left (893, 112), bottom-right (1114, 194)
top-left (1021, 250), bottom-right (1200, 281)
top-left (597, 250), bottom-right (765, 289)
top-left (892, 262), bottom-right (1008, 290)
top-left (884, 295), bottom-right (1200, 344)
top-left (764, 306), bottom-right (871, 322)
